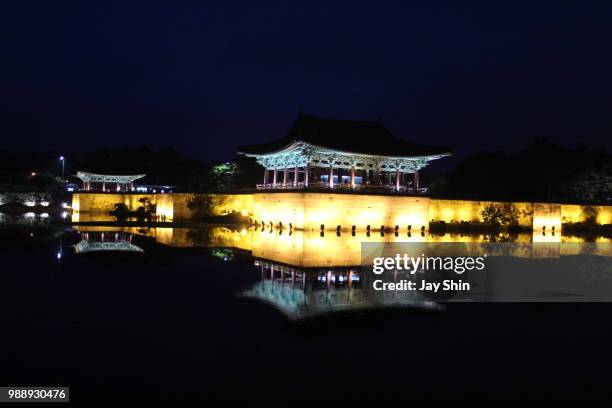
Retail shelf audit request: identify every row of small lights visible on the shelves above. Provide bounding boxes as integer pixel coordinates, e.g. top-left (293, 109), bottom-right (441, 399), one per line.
top-left (23, 211), bottom-right (68, 219)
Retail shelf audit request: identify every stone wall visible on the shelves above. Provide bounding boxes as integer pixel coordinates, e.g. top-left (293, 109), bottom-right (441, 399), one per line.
top-left (71, 192), bottom-right (612, 230)
top-left (71, 193), bottom-right (173, 220)
top-left (428, 199), bottom-right (534, 227)
top-left (172, 193), bottom-right (253, 220)
top-left (561, 204), bottom-right (612, 225)
top-left (252, 192), bottom-right (430, 231)
top-left (533, 202), bottom-right (562, 230)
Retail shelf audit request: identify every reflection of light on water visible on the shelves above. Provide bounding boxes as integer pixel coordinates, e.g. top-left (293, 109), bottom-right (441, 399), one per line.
top-left (73, 225), bottom-right (611, 266)
top-left (532, 232), bottom-right (561, 243)
top-left (73, 231), bottom-right (144, 254)
top-left (242, 261), bottom-right (441, 320)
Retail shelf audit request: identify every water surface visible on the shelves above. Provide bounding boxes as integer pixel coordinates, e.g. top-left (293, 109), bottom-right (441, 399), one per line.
top-left (1, 216), bottom-right (612, 402)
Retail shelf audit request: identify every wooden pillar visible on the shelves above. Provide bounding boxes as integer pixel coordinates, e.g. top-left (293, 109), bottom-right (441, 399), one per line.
top-left (329, 162), bottom-right (334, 188)
top-left (102, 181), bottom-right (105, 192)
top-left (305, 163), bottom-right (310, 187)
top-left (263, 168), bottom-right (268, 186)
top-left (395, 169), bottom-right (400, 191)
top-left (129, 181), bottom-right (134, 191)
top-left (414, 170), bottom-right (419, 191)
top-left (283, 167), bottom-right (288, 186)
top-left (350, 166), bottom-right (356, 188)
top-left (273, 169), bottom-right (277, 187)
top-left (294, 164), bottom-right (299, 186)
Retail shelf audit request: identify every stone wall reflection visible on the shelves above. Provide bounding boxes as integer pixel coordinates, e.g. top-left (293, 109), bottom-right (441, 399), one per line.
top-left (74, 226), bottom-right (612, 266)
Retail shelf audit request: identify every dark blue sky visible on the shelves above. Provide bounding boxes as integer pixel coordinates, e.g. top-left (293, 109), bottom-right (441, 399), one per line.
top-left (2, 1), bottom-right (611, 164)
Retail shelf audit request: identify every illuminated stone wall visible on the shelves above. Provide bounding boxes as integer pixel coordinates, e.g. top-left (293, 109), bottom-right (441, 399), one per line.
top-left (72, 192), bottom-right (612, 230)
top-left (71, 193), bottom-right (173, 220)
top-left (428, 199), bottom-right (534, 227)
top-left (172, 193), bottom-right (253, 220)
top-left (252, 192), bottom-right (430, 231)
top-left (561, 204), bottom-right (612, 225)
top-left (72, 192), bottom-right (253, 222)
top-left (532, 202), bottom-right (561, 231)
top-left (428, 199), bottom-right (612, 229)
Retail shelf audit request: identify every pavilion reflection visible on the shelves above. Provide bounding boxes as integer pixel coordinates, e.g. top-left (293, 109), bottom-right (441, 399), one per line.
top-left (240, 259), bottom-right (441, 320)
top-left (73, 230), bottom-right (144, 254)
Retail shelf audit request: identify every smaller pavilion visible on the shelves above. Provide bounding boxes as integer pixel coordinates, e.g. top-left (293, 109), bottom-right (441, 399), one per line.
top-left (75, 171), bottom-right (145, 192)
top-left (237, 113), bottom-right (451, 193)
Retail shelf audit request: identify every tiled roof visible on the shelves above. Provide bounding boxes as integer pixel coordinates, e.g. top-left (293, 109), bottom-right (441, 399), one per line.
top-left (238, 114), bottom-right (451, 157)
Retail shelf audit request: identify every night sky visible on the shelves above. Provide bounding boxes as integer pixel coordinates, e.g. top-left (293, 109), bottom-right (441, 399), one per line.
top-left (2, 1), bottom-right (612, 164)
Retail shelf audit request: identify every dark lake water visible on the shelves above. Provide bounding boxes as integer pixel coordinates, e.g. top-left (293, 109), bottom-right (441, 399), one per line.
top-left (1, 217), bottom-right (612, 403)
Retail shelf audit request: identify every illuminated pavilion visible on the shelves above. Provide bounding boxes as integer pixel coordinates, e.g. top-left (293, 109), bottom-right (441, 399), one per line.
top-left (238, 113), bottom-right (451, 193)
top-left (75, 171), bottom-right (145, 192)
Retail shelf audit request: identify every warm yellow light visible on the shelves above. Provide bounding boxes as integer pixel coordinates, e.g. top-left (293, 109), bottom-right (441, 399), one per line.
top-left (70, 193), bottom-right (612, 235)
top-left (441, 208), bottom-right (455, 222)
top-left (532, 232), bottom-right (561, 243)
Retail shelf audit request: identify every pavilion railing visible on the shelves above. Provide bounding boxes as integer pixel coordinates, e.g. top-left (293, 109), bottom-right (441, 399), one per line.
top-left (254, 182), bottom-right (428, 194)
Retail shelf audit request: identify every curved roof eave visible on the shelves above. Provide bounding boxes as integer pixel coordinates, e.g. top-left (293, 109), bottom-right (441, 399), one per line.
top-left (75, 171), bottom-right (147, 181)
top-left (238, 141), bottom-right (451, 161)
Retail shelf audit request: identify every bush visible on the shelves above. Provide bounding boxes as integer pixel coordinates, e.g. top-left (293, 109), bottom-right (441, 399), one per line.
top-left (187, 195), bottom-right (215, 219)
top-left (481, 203), bottom-right (519, 226)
